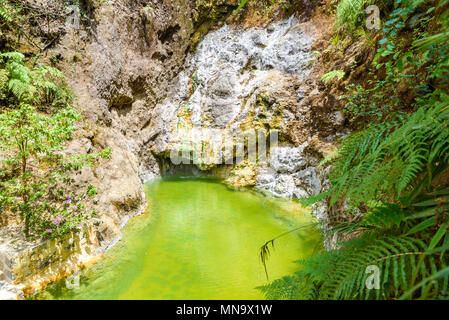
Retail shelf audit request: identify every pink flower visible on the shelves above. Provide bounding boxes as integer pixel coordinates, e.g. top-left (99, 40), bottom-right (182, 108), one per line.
top-left (52, 216), bottom-right (63, 224)
top-left (45, 229), bottom-right (52, 233)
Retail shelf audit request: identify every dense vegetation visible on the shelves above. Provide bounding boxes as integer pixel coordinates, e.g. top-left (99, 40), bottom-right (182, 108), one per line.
top-left (0, 1), bottom-right (110, 240)
top-left (260, 0), bottom-right (449, 300)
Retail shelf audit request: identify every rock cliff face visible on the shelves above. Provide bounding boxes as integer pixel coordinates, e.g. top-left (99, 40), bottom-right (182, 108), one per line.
top-left (144, 7), bottom-right (338, 245)
top-left (0, 0), bottom-right (348, 298)
top-left (149, 16), bottom-right (315, 160)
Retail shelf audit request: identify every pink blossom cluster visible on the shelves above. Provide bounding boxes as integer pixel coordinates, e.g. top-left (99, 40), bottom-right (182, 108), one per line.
top-left (52, 215), bottom-right (63, 224)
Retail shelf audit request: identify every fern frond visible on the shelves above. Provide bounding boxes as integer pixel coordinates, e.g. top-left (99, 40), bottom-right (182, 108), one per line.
top-left (261, 233), bottom-right (448, 300)
top-left (0, 52), bottom-right (73, 107)
top-left (326, 91), bottom-right (449, 206)
top-left (321, 70), bottom-right (345, 83)
top-left (0, 0), bottom-right (15, 24)
top-left (0, 52), bottom-right (24, 62)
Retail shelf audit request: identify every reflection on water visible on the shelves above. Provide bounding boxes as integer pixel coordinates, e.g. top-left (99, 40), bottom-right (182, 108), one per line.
top-left (31, 177), bottom-right (322, 300)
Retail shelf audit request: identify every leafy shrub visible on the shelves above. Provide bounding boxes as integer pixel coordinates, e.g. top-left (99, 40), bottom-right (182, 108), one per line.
top-left (0, 52), bottom-right (73, 110)
top-left (321, 70), bottom-right (345, 83)
top-left (260, 0), bottom-right (449, 300)
top-left (0, 0), bottom-right (20, 26)
top-left (0, 53), bottom-right (110, 239)
top-left (336, 0), bottom-right (374, 32)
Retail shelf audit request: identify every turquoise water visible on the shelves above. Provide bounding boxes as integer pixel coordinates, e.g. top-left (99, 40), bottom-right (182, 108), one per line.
top-left (32, 177), bottom-right (321, 300)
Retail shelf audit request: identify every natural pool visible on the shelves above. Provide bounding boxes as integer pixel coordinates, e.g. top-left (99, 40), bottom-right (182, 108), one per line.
top-left (32, 177), bottom-right (322, 300)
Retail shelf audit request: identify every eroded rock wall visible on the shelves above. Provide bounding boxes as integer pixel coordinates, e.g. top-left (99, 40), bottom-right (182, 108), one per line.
top-left (0, 0), bottom-right (242, 298)
top-left (147, 11), bottom-right (334, 204)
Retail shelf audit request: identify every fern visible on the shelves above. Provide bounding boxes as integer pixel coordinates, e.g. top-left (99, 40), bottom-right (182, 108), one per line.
top-left (0, 0), bottom-right (15, 24)
top-left (0, 69), bottom-right (8, 100)
top-left (0, 8), bottom-right (13, 24)
top-left (258, 274), bottom-right (319, 300)
top-left (0, 52), bottom-right (72, 108)
top-left (1, 52), bottom-right (25, 62)
top-left (400, 266), bottom-right (449, 299)
top-left (261, 0), bottom-right (449, 301)
top-left (262, 232), bottom-right (449, 300)
top-left (261, 184), bottom-right (449, 300)
top-left (321, 70), bottom-right (345, 83)
top-left (327, 90), bottom-right (449, 207)
top-left (336, 0), bottom-right (374, 32)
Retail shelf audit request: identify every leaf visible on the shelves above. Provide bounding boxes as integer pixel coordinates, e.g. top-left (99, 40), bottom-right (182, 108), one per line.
top-left (321, 70), bottom-right (345, 83)
top-left (234, 0), bottom-right (249, 14)
top-left (400, 267), bottom-right (449, 300)
top-left (428, 223), bottom-right (448, 251)
top-left (413, 196), bottom-right (449, 207)
top-left (428, 188), bottom-right (449, 196)
top-left (405, 217), bottom-right (436, 235)
top-left (404, 207), bottom-right (440, 220)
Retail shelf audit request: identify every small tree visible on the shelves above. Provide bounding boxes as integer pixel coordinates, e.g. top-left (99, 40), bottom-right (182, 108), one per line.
top-left (0, 104), bottom-right (111, 239)
top-left (0, 52), bottom-right (110, 239)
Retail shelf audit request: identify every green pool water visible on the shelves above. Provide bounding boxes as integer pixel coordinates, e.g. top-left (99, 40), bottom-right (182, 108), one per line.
top-left (32, 177), bottom-right (322, 300)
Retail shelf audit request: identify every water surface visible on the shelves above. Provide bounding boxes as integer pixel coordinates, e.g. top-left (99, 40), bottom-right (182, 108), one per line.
top-left (33, 177), bottom-right (321, 300)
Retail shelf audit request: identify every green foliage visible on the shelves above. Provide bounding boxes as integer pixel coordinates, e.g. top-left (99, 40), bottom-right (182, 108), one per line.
top-left (234, 0), bottom-right (293, 14)
top-left (342, 84), bottom-right (395, 125)
top-left (260, 0), bottom-right (449, 300)
top-left (262, 184), bottom-right (449, 299)
top-left (0, 52), bottom-right (73, 110)
top-left (86, 184), bottom-right (98, 197)
top-left (0, 0), bottom-right (20, 25)
top-left (374, 0), bottom-right (448, 90)
top-left (0, 0), bottom-right (24, 39)
top-left (258, 274), bottom-right (318, 300)
top-left (336, 0), bottom-right (373, 32)
top-left (321, 70), bottom-right (345, 83)
top-left (234, 0), bottom-right (250, 13)
top-left (326, 0), bottom-right (449, 207)
top-left (400, 266), bottom-right (449, 299)
top-left (0, 101), bottom-right (110, 239)
top-left (261, 232), bottom-right (449, 299)
top-left (0, 55), bottom-right (110, 240)
top-left (326, 90), bottom-right (449, 207)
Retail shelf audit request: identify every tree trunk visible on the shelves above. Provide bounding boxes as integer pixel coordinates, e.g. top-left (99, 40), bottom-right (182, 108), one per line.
top-left (21, 154), bottom-right (30, 238)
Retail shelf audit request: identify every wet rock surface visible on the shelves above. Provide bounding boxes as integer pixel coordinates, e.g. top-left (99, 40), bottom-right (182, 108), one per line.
top-left (150, 15), bottom-right (315, 141)
top-left (146, 14), bottom-right (330, 203)
top-left (256, 144), bottom-right (322, 199)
